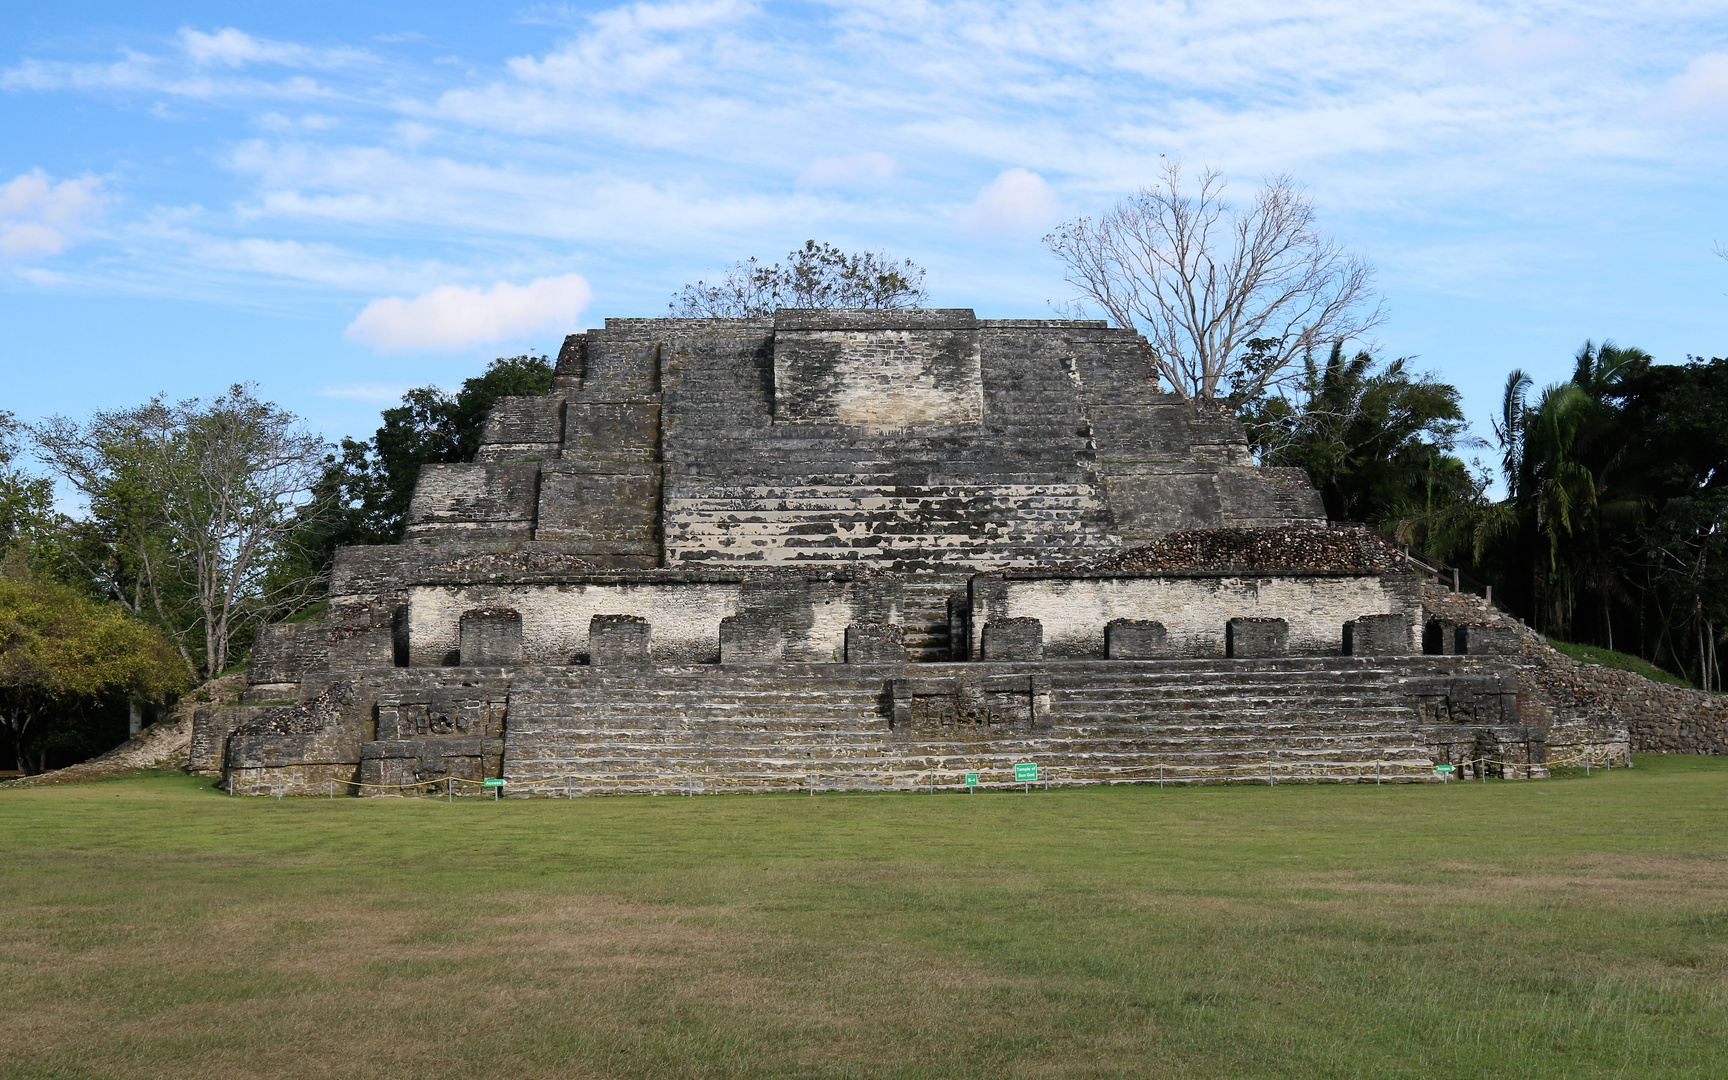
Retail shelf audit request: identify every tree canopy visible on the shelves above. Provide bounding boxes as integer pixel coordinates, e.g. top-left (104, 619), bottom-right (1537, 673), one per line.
top-left (1243, 344), bottom-right (1472, 526)
top-left (32, 385), bottom-right (329, 679)
top-left (0, 560), bottom-right (189, 772)
top-left (670, 241), bottom-right (927, 317)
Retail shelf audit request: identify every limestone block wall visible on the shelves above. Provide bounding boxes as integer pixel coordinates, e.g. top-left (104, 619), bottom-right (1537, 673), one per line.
top-left (189, 705), bottom-right (277, 775)
top-left (971, 572), bottom-right (1423, 659)
top-left (409, 581), bottom-right (741, 666)
top-left (223, 690), bottom-right (369, 795)
top-left (772, 311), bottom-right (985, 426)
top-left (404, 573), bottom-right (891, 666)
top-left (402, 462), bottom-right (539, 541)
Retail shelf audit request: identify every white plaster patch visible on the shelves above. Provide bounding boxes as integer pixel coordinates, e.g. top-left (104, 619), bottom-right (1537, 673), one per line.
top-left (982, 576), bottom-right (1420, 658)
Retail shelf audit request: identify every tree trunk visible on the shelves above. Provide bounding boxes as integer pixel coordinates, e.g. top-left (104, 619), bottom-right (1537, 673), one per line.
top-left (128, 700), bottom-right (143, 737)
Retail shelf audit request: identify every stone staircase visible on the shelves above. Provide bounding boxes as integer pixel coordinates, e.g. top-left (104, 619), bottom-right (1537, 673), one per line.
top-left (490, 658), bottom-right (1466, 794)
top-left (898, 578), bottom-right (964, 661)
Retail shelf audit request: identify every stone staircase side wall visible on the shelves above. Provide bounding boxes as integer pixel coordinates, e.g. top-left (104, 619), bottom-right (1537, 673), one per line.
top-left (1421, 583), bottom-right (1728, 755)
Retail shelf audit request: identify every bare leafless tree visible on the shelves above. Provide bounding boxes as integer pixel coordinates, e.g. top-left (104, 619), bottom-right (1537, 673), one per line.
top-left (1045, 161), bottom-right (1383, 403)
top-left (33, 385), bottom-right (330, 678)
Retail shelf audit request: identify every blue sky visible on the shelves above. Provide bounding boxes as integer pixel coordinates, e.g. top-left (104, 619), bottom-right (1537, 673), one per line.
top-left (3, 0), bottom-right (1725, 457)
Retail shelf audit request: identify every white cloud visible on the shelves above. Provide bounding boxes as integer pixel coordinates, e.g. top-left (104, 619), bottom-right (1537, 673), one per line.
top-left (346, 274), bottom-right (592, 352)
top-left (179, 27), bottom-right (368, 69)
top-left (798, 152), bottom-right (897, 188)
top-left (0, 170), bottom-right (103, 261)
top-left (959, 168), bottom-right (1060, 232)
top-left (319, 383), bottom-right (411, 401)
top-left (1667, 53), bottom-right (1728, 116)
top-left (1463, 27), bottom-right (1587, 70)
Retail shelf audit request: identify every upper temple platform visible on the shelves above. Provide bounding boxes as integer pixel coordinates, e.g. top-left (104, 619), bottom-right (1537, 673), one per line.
top-left (393, 309), bottom-right (1323, 575)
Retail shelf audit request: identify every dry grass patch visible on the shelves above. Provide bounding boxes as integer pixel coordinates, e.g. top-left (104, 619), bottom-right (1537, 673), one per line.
top-left (1, 760), bottom-right (1727, 1077)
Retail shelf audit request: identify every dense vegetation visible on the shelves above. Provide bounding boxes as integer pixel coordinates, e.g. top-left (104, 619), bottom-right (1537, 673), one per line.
top-left (0, 360), bottom-right (553, 772)
top-left (1248, 342), bottom-right (1728, 690)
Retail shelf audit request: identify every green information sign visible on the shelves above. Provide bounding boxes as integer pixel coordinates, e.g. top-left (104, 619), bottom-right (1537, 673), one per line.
top-left (964, 773), bottom-right (979, 787)
top-left (1014, 762), bottom-right (1038, 782)
top-left (1434, 764), bottom-right (1455, 774)
top-left (483, 778), bottom-right (506, 787)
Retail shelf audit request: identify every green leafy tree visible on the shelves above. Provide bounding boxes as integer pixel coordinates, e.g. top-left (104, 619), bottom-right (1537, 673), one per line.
top-left (1492, 344), bottom-right (1650, 638)
top-left (32, 385), bottom-right (330, 678)
top-left (0, 412), bottom-right (56, 557)
top-left (1611, 354), bottom-right (1728, 682)
top-left (1640, 492), bottom-right (1728, 690)
top-left (0, 560), bottom-right (189, 772)
top-left (670, 241), bottom-right (927, 316)
top-left (1242, 343), bottom-right (1473, 527)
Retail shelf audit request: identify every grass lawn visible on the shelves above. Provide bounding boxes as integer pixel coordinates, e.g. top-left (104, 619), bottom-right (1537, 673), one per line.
top-left (2, 761), bottom-right (1726, 1079)
top-left (1546, 638), bottom-right (1695, 689)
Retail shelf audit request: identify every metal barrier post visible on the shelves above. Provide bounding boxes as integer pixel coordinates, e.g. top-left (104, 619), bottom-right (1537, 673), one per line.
top-left (328, 780), bottom-right (333, 799)
top-left (1159, 764), bottom-right (1164, 789)
top-left (1268, 751), bottom-right (1275, 787)
top-left (1376, 759), bottom-right (1381, 785)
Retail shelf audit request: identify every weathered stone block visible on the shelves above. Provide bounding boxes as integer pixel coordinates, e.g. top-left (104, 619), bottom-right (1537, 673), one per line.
top-left (1106, 618), bottom-right (1169, 659)
top-left (845, 622), bottom-right (905, 663)
top-left (590, 614), bottom-right (651, 665)
top-left (720, 613), bottom-right (781, 663)
top-left (982, 617), bottom-right (1042, 661)
top-left (1344, 613), bottom-right (1412, 656)
top-left (358, 736), bottom-right (504, 794)
top-left (190, 705), bottom-right (274, 776)
top-left (248, 621), bottom-right (325, 687)
top-left (327, 624), bottom-right (395, 673)
top-left (460, 608), bottom-right (523, 666)
top-left (772, 311), bottom-right (984, 427)
top-left (402, 462), bottom-right (540, 541)
top-left (1226, 617), bottom-right (1288, 658)
top-left (474, 395), bottom-right (564, 461)
top-left (1454, 622), bottom-right (1523, 655)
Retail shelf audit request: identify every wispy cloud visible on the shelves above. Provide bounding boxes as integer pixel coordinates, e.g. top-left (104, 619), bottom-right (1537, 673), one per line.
top-left (319, 382), bottom-right (412, 401)
top-left (179, 27), bottom-right (371, 69)
top-left (798, 152), bottom-right (897, 188)
top-left (1666, 52), bottom-right (1728, 117)
top-left (3, 1), bottom-right (1725, 318)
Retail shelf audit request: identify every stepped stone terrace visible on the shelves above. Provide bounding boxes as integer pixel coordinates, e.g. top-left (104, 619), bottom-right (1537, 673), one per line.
top-left (197, 309), bottom-right (1551, 795)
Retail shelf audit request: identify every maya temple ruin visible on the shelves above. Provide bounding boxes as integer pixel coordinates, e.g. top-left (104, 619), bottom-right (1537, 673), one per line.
top-left (193, 308), bottom-right (1701, 796)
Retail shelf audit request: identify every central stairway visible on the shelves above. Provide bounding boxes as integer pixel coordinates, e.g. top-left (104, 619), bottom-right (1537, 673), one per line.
top-left (494, 657), bottom-right (1492, 793)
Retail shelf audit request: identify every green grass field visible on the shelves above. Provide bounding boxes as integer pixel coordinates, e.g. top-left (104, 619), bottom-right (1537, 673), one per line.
top-left (2, 761), bottom-right (1726, 1079)
top-left (1547, 638), bottom-right (1695, 689)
